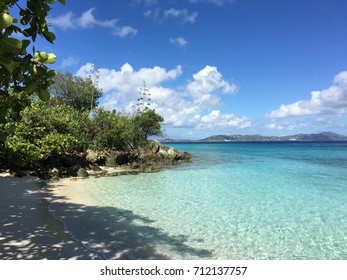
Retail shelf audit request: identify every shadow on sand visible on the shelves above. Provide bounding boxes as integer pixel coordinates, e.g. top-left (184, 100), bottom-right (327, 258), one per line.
top-left (0, 177), bottom-right (212, 260)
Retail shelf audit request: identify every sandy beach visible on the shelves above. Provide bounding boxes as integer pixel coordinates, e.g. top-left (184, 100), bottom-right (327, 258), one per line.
top-left (0, 173), bottom-right (101, 260)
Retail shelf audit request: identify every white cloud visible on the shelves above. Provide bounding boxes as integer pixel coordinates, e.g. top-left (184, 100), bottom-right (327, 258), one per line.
top-left (49, 8), bottom-right (137, 38)
top-left (169, 37), bottom-right (188, 48)
top-left (76, 63), bottom-right (249, 130)
top-left (198, 110), bottom-right (252, 129)
top-left (76, 63), bottom-right (182, 96)
top-left (267, 70), bottom-right (347, 119)
top-left (164, 8), bottom-right (198, 23)
top-left (131, 0), bottom-right (157, 6)
top-left (61, 55), bottom-right (79, 68)
top-left (187, 65), bottom-right (238, 99)
top-left (265, 123), bottom-right (303, 131)
top-left (189, 0), bottom-right (234, 5)
top-left (113, 26), bottom-right (138, 37)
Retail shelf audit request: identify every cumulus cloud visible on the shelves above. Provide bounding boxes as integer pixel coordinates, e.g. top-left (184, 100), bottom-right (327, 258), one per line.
top-left (76, 63), bottom-right (182, 96)
top-left (49, 8), bottom-right (137, 38)
top-left (169, 37), bottom-right (188, 48)
top-left (198, 110), bottom-right (252, 129)
top-left (187, 65), bottom-right (238, 98)
top-left (76, 63), bottom-right (249, 130)
top-left (267, 70), bottom-right (347, 119)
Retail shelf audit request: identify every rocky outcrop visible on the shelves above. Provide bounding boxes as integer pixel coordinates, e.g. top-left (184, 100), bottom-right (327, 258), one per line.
top-left (31, 141), bottom-right (192, 180)
top-left (86, 149), bottom-right (130, 167)
top-left (129, 141), bottom-right (192, 171)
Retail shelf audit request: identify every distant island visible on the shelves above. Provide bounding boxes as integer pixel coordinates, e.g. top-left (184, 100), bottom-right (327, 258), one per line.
top-left (161, 132), bottom-right (347, 142)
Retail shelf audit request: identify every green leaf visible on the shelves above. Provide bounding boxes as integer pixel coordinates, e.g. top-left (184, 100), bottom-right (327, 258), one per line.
top-left (0, 56), bottom-right (16, 73)
top-left (38, 89), bottom-right (50, 101)
top-left (22, 39), bottom-right (31, 50)
top-left (58, 0), bottom-right (66, 4)
top-left (42, 30), bottom-right (56, 43)
top-left (47, 70), bottom-right (57, 78)
top-left (3, 38), bottom-right (23, 50)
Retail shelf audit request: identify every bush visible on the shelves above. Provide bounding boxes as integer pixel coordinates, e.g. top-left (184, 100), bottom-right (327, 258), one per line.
top-left (4, 101), bottom-right (88, 167)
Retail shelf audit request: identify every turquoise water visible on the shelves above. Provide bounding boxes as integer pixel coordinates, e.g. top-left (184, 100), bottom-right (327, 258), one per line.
top-left (51, 142), bottom-right (347, 259)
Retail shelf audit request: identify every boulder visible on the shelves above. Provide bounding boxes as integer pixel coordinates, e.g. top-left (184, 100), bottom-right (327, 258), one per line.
top-left (177, 151), bottom-right (192, 162)
top-left (105, 151), bottom-right (130, 167)
top-left (115, 151), bottom-right (130, 165)
top-left (49, 167), bottom-right (60, 179)
top-left (167, 148), bottom-right (179, 159)
top-left (86, 149), bottom-right (100, 164)
top-left (14, 170), bottom-right (27, 177)
top-left (77, 167), bottom-right (89, 178)
top-left (105, 151), bottom-right (117, 167)
top-left (150, 140), bottom-right (161, 154)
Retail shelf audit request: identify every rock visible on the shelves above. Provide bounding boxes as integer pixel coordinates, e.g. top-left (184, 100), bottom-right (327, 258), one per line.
top-left (105, 151), bottom-right (117, 167)
top-left (86, 149), bottom-right (99, 164)
top-left (150, 140), bottom-right (161, 154)
top-left (90, 165), bottom-right (102, 172)
top-left (177, 151), bottom-right (192, 162)
top-left (167, 148), bottom-right (179, 159)
top-left (77, 167), bottom-right (89, 178)
top-left (86, 149), bottom-right (108, 165)
top-left (115, 152), bottom-right (129, 165)
top-left (105, 151), bottom-right (130, 167)
top-left (49, 167), bottom-right (60, 178)
top-left (14, 170), bottom-right (27, 177)
top-left (131, 162), bottom-right (142, 169)
top-left (158, 148), bottom-right (168, 158)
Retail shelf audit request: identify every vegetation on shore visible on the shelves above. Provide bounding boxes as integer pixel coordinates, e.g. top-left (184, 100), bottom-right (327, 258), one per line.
top-left (1, 0), bottom-right (190, 177)
top-left (0, 71), bottom-right (170, 175)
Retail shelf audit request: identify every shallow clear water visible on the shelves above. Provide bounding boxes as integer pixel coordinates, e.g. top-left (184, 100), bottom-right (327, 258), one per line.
top-left (51, 142), bottom-right (347, 259)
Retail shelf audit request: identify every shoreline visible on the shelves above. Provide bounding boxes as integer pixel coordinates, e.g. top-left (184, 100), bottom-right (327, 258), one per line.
top-left (0, 173), bottom-right (102, 260)
top-left (0, 165), bottom-right (185, 260)
top-left (0, 142), bottom-right (193, 260)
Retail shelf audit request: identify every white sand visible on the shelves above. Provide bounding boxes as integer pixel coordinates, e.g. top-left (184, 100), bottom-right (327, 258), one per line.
top-left (0, 174), bottom-right (101, 259)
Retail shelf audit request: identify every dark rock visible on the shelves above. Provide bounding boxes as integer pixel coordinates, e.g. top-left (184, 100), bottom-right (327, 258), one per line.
top-left (105, 151), bottom-right (130, 167)
top-left (60, 153), bottom-right (88, 168)
top-left (14, 170), bottom-right (27, 177)
top-left (177, 151), bottom-right (192, 162)
top-left (105, 151), bottom-right (117, 167)
top-left (115, 151), bottom-right (130, 165)
top-left (77, 167), bottom-right (89, 178)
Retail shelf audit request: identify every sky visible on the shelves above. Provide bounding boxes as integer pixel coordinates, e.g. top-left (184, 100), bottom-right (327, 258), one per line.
top-left (24, 0), bottom-right (347, 139)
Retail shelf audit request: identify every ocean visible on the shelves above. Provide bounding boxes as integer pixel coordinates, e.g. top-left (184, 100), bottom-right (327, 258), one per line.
top-left (49, 142), bottom-right (347, 259)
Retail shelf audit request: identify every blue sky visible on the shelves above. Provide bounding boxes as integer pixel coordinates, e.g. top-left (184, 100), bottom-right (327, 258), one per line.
top-left (28, 0), bottom-right (347, 139)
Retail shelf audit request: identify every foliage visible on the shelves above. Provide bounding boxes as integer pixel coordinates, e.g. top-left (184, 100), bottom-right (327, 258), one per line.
top-left (0, 0), bottom-right (64, 100)
top-left (4, 101), bottom-right (89, 167)
top-left (134, 110), bottom-right (164, 140)
top-left (49, 72), bottom-right (103, 112)
top-left (133, 81), bottom-right (164, 140)
top-left (0, 3), bottom-right (166, 171)
top-left (88, 108), bottom-right (138, 150)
